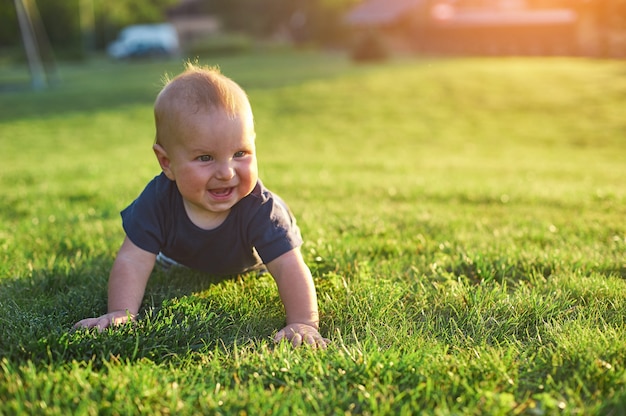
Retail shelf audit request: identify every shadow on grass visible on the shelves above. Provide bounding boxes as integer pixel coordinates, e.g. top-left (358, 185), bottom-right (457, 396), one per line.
top-left (443, 258), bottom-right (555, 287)
top-left (0, 256), bottom-right (283, 367)
top-left (602, 264), bottom-right (626, 280)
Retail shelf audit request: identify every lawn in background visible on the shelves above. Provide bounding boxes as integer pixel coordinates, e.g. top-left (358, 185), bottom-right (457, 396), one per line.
top-left (1, 51), bottom-right (625, 414)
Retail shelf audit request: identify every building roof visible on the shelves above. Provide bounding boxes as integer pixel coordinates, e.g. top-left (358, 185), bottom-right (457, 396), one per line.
top-left (345, 0), bottom-right (424, 26)
top-left (432, 8), bottom-right (577, 27)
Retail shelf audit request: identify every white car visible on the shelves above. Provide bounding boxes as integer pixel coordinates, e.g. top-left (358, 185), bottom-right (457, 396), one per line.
top-left (107, 24), bottom-right (180, 59)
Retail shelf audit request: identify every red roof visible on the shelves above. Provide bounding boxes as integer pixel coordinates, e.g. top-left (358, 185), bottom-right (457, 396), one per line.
top-left (432, 8), bottom-right (577, 27)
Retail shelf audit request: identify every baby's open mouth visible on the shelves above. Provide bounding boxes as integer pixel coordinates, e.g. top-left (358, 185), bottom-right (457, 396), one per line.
top-left (209, 187), bottom-right (234, 197)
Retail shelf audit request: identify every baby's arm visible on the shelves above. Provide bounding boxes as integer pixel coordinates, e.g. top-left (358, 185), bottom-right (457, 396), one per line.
top-left (74, 236), bottom-right (156, 331)
top-left (267, 247), bottom-right (330, 348)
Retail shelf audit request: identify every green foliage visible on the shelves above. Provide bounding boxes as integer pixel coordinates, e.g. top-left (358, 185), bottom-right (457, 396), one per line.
top-left (0, 0), bottom-right (179, 53)
top-left (0, 2), bottom-right (18, 46)
top-left (0, 0), bottom-right (354, 57)
top-left (97, 0), bottom-right (180, 31)
top-left (37, 0), bottom-right (81, 46)
top-left (1, 51), bottom-right (626, 414)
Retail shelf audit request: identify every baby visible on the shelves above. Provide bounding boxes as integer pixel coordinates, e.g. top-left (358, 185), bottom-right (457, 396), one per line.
top-left (75, 63), bottom-right (329, 348)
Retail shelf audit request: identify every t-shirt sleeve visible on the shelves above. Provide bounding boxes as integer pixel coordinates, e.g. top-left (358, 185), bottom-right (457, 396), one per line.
top-left (247, 193), bottom-right (303, 264)
top-left (120, 175), bottom-right (168, 254)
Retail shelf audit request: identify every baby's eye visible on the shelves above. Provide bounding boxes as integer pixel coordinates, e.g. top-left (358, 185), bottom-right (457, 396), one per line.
top-left (233, 151), bottom-right (247, 158)
top-left (197, 155), bottom-right (213, 162)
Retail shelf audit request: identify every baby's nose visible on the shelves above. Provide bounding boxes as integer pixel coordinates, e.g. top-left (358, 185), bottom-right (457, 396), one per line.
top-left (215, 161), bottom-right (235, 180)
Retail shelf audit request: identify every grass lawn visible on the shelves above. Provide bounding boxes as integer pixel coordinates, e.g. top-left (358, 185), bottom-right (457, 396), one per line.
top-left (1, 50), bottom-right (625, 415)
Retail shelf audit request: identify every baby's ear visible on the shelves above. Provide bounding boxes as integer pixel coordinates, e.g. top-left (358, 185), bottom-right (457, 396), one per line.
top-left (153, 143), bottom-right (175, 180)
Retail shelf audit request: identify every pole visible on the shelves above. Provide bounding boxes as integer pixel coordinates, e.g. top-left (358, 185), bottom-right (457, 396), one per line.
top-left (14, 0), bottom-right (46, 89)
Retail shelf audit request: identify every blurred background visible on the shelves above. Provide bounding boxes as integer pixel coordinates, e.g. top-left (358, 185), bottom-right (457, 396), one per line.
top-left (1, 0), bottom-right (624, 90)
top-left (1, 0), bottom-right (624, 62)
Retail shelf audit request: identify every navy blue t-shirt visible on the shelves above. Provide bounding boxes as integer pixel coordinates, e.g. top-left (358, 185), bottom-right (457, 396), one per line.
top-left (121, 173), bottom-right (302, 276)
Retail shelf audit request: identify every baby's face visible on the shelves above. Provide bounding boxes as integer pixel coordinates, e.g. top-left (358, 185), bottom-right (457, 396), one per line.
top-left (159, 108), bottom-right (258, 228)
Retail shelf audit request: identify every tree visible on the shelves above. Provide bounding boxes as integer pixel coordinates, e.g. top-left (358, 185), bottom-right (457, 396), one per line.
top-left (0, 2), bottom-right (19, 47)
top-left (0, 0), bottom-right (178, 54)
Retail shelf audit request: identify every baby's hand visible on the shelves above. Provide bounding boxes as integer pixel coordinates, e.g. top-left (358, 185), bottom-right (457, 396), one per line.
top-left (274, 323), bottom-right (330, 349)
top-left (73, 310), bottom-right (136, 332)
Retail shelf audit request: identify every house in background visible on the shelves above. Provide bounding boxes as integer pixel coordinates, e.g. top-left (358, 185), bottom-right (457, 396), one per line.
top-left (166, 0), bottom-right (220, 47)
top-left (345, 0), bottom-right (620, 56)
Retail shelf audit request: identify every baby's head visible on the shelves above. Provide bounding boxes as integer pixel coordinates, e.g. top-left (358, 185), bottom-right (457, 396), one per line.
top-left (152, 64), bottom-right (259, 227)
top-left (154, 63), bottom-right (254, 148)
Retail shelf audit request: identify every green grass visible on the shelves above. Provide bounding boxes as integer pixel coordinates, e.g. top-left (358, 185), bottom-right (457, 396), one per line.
top-left (1, 50), bottom-right (625, 415)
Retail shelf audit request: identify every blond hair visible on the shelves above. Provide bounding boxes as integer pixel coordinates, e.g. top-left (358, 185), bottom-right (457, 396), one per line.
top-left (154, 63), bottom-right (253, 145)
